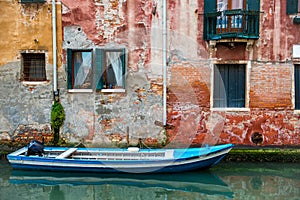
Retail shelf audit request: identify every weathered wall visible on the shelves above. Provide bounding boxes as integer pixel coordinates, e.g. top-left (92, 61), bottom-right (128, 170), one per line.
top-left (167, 0), bottom-right (300, 147)
top-left (1, 0), bottom-right (300, 147)
top-left (59, 0), bottom-right (165, 146)
top-left (0, 1), bottom-right (62, 143)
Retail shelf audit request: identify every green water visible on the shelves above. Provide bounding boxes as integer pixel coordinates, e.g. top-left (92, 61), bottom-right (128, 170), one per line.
top-left (0, 157), bottom-right (299, 200)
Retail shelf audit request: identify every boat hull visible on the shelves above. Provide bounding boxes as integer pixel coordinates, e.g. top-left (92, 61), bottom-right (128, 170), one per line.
top-left (7, 144), bottom-right (233, 173)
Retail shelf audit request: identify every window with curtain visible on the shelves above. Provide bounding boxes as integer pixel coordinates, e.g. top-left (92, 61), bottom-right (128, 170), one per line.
top-left (22, 53), bottom-right (46, 81)
top-left (67, 50), bottom-right (93, 89)
top-left (213, 64), bottom-right (246, 108)
top-left (217, 0), bottom-right (245, 29)
top-left (95, 49), bottom-right (126, 90)
top-left (67, 48), bottom-right (126, 91)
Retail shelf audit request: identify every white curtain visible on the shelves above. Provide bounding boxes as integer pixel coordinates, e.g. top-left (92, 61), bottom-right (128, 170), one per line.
top-left (232, 0), bottom-right (243, 9)
top-left (74, 52), bottom-right (92, 87)
top-left (217, 0), bottom-right (228, 11)
top-left (107, 51), bottom-right (123, 86)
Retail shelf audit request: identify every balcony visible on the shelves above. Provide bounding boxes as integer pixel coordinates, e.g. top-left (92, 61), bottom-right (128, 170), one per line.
top-left (204, 9), bottom-right (260, 40)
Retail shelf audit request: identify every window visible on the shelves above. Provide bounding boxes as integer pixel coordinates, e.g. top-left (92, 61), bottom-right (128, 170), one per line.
top-left (22, 53), bottom-right (46, 81)
top-left (66, 48), bottom-right (126, 91)
top-left (213, 64), bottom-right (245, 108)
top-left (95, 49), bottom-right (126, 90)
top-left (286, 0), bottom-right (300, 14)
top-left (217, 0), bottom-right (245, 29)
top-left (67, 50), bottom-right (93, 89)
top-left (295, 65), bottom-right (300, 109)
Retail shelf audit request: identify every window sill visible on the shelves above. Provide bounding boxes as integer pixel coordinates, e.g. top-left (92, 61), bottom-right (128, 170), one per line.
top-left (211, 107), bottom-right (250, 112)
top-left (293, 110), bottom-right (300, 114)
top-left (68, 89), bottom-right (93, 93)
top-left (21, 81), bottom-right (49, 86)
top-left (101, 89), bottom-right (126, 93)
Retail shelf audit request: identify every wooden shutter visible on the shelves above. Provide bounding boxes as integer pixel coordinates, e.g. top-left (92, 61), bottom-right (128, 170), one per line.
top-left (95, 49), bottom-right (104, 90)
top-left (204, 0), bottom-right (217, 13)
top-left (287, 0), bottom-right (298, 14)
top-left (247, 0), bottom-right (260, 11)
top-left (214, 65), bottom-right (227, 108)
top-left (295, 65), bottom-right (300, 109)
top-left (67, 49), bottom-right (73, 89)
top-left (204, 0), bottom-right (217, 40)
top-left (121, 48), bottom-right (126, 88)
top-left (227, 64), bottom-right (245, 107)
top-left (214, 64), bottom-right (245, 108)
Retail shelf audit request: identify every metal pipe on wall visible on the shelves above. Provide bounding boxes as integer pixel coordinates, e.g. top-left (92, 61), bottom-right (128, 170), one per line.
top-left (162, 0), bottom-right (167, 126)
top-left (52, 0), bottom-right (57, 94)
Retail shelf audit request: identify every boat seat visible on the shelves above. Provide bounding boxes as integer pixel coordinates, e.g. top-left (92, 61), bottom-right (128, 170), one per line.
top-left (56, 148), bottom-right (78, 159)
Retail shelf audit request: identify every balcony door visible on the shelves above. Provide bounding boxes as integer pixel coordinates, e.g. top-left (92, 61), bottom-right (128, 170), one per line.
top-left (204, 0), bottom-right (260, 40)
top-left (217, 0), bottom-right (246, 32)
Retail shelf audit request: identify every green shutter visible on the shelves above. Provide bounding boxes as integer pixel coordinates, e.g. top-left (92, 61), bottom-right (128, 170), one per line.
top-left (204, 0), bottom-right (216, 13)
top-left (204, 0), bottom-right (217, 40)
top-left (227, 65), bottom-right (245, 108)
top-left (214, 64), bottom-right (245, 108)
top-left (246, 0), bottom-right (260, 38)
top-left (287, 0), bottom-right (298, 14)
top-left (247, 0), bottom-right (260, 11)
top-left (67, 49), bottom-right (73, 89)
top-left (95, 49), bottom-right (104, 90)
top-left (214, 65), bottom-right (227, 108)
top-left (295, 65), bottom-right (300, 109)
top-left (121, 48), bottom-right (126, 88)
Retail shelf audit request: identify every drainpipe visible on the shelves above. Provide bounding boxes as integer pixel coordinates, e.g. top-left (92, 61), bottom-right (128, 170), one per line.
top-left (162, 0), bottom-right (167, 126)
top-left (52, 0), bottom-right (58, 98)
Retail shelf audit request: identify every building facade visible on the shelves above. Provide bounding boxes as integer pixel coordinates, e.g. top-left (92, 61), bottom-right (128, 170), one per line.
top-left (0, 0), bottom-right (300, 147)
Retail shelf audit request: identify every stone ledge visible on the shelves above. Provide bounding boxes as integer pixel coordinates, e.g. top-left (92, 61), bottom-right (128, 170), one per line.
top-left (224, 146), bottom-right (300, 163)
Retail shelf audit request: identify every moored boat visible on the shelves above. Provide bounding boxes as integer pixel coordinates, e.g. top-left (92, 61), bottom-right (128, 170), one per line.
top-left (7, 143), bottom-right (233, 173)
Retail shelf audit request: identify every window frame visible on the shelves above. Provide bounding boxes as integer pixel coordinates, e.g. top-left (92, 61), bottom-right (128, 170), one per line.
top-left (21, 53), bottom-right (46, 82)
top-left (95, 48), bottom-right (126, 92)
top-left (67, 49), bottom-right (93, 92)
top-left (294, 64), bottom-right (300, 110)
top-left (212, 64), bottom-right (247, 110)
top-left (66, 48), bottom-right (127, 93)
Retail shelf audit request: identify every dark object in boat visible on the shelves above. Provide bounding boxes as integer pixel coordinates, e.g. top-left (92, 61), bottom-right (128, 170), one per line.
top-left (26, 139), bottom-right (44, 157)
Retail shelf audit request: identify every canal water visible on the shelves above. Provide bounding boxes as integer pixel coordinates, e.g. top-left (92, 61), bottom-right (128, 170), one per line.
top-left (0, 157), bottom-right (299, 200)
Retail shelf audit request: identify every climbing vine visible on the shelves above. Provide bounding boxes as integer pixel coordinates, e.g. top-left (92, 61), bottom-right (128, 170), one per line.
top-left (51, 101), bottom-right (65, 145)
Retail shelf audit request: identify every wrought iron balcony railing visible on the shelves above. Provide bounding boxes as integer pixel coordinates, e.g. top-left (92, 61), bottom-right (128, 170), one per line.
top-left (204, 9), bottom-right (260, 40)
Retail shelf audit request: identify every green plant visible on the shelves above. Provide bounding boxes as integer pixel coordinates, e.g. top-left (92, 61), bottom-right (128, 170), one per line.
top-left (51, 101), bottom-right (66, 145)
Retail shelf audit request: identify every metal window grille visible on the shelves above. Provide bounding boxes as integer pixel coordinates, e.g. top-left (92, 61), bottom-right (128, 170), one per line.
top-left (22, 53), bottom-right (46, 81)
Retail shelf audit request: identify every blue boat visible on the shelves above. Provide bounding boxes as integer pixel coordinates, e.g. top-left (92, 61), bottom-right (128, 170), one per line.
top-left (7, 143), bottom-right (233, 173)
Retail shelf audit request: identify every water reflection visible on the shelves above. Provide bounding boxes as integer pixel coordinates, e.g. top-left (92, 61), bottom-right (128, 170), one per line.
top-left (9, 170), bottom-right (234, 199)
top-left (212, 162), bottom-right (300, 200)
